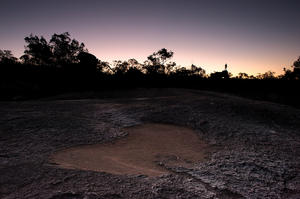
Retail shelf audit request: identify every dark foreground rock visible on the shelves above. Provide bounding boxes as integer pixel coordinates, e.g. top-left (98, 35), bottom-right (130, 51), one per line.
top-left (1, 88), bottom-right (300, 198)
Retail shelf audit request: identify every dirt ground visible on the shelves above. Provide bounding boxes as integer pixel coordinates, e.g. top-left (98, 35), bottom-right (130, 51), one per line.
top-left (51, 123), bottom-right (211, 177)
top-left (1, 88), bottom-right (300, 198)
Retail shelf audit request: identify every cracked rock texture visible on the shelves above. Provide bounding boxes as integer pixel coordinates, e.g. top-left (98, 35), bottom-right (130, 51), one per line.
top-left (0, 88), bottom-right (300, 198)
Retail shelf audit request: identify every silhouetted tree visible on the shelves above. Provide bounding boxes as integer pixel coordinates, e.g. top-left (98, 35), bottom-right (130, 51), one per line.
top-left (50, 32), bottom-right (87, 67)
top-left (282, 68), bottom-right (293, 80)
top-left (21, 32), bottom-right (87, 67)
top-left (0, 50), bottom-right (18, 63)
top-left (126, 67), bottom-right (144, 76)
top-left (77, 52), bottom-right (98, 72)
top-left (249, 75), bottom-right (256, 79)
top-left (128, 58), bottom-right (143, 72)
top-left (291, 56), bottom-right (300, 80)
top-left (144, 48), bottom-right (174, 75)
top-left (147, 48), bottom-right (174, 65)
top-left (113, 60), bottom-right (130, 75)
top-left (190, 64), bottom-right (206, 77)
top-left (164, 61), bottom-right (176, 75)
top-left (262, 71), bottom-right (276, 79)
top-left (238, 72), bottom-right (249, 79)
top-left (98, 61), bottom-right (112, 74)
top-left (293, 56), bottom-right (300, 68)
top-left (256, 73), bottom-right (263, 79)
top-left (174, 67), bottom-right (190, 76)
top-left (21, 35), bottom-right (53, 65)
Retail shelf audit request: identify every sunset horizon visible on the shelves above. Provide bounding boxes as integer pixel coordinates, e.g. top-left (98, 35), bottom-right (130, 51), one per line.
top-left (1, 0), bottom-right (300, 77)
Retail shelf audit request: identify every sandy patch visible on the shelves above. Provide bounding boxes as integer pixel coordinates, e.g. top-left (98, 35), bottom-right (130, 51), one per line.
top-left (51, 123), bottom-right (212, 177)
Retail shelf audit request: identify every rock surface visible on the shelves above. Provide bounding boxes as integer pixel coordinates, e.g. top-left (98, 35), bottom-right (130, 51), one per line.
top-left (0, 88), bottom-right (300, 198)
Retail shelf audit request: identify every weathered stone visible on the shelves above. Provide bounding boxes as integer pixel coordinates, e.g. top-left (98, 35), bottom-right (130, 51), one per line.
top-left (0, 88), bottom-right (299, 198)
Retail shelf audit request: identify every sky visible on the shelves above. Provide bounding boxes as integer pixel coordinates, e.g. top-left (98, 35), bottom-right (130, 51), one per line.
top-left (1, 0), bottom-right (300, 77)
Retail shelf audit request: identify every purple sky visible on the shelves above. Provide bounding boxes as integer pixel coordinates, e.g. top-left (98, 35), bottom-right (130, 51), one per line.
top-left (1, 0), bottom-right (299, 76)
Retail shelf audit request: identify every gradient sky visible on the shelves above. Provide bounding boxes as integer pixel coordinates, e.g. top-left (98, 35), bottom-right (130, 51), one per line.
top-left (1, 0), bottom-right (300, 76)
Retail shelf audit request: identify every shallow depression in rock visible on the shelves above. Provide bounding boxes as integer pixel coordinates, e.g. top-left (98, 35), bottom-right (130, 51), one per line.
top-left (50, 123), bottom-right (212, 177)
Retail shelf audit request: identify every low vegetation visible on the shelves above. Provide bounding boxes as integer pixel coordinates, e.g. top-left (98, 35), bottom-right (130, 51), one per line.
top-left (1, 32), bottom-right (300, 108)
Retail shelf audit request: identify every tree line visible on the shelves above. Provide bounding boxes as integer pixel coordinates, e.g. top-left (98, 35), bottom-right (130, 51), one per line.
top-left (0, 32), bottom-right (300, 102)
top-left (0, 32), bottom-right (206, 77)
top-left (2, 32), bottom-right (300, 80)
